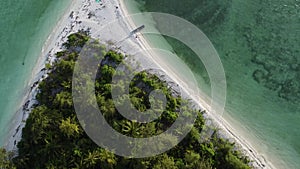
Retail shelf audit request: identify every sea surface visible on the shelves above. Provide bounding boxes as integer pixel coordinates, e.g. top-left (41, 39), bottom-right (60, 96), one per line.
top-left (125, 0), bottom-right (300, 168)
top-left (0, 0), bottom-right (298, 168)
top-left (0, 0), bottom-right (71, 146)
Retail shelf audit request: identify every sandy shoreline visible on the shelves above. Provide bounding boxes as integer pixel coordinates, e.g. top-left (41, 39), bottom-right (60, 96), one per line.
top-left (4, 0), bottom-right (275, 168)
top-left (117, 1), bottom-right (275, 169)
top-left (4, 0), bottom-right (82, 151)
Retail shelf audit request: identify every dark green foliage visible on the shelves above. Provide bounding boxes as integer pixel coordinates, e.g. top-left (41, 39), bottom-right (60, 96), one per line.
top-left (0, 148), bottom-right (16, 169)
top-left (10, 33), bottom-right (250, 168)
top-left (63, 30), bottom-right (89, 51)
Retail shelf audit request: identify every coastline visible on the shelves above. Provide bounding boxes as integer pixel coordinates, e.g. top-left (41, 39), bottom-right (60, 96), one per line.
top-left (4, 0), bottom-right (276, 168)
top-left (4, 0), bottom-right (80, 151)
top-left (117, 1), bottom-right (275, 168)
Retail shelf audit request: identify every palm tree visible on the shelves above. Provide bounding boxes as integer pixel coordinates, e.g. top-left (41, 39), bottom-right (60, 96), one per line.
top-left (54, 91), bottom-right (72, 108)
top-left (83, 151), bottom-right (100, 168)
top-left (26, 106), bottom-right (50, 144)
top-left (153, 154), bottom-right (178, 169)
top-left (59, 117), bottom-right (80, 138)
top-left (99, 149), bottom-right (116, 169)
top-left (121, 120), bottom-right (142, 137)
top-left (0, 148), bottom-right (16, 169)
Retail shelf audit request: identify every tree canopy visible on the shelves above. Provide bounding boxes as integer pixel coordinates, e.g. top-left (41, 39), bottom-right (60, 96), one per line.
top-left (2, 32), bottom-right (251, 169)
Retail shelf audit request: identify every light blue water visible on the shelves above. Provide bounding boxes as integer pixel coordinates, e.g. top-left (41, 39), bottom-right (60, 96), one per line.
top-left (0, 0), bottom-right (71, 146)
top-left (126, 0), bottom-right (300, 168)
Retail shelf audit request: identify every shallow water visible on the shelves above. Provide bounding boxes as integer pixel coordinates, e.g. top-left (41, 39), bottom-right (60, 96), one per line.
top-left (126, 0), bottom-right (300, 168)
top-left (0, 0), bottom-right (71, 145)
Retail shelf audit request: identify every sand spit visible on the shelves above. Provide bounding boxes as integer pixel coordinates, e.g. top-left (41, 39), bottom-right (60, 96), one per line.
top-left (5, 0), bottom-right (274, 168)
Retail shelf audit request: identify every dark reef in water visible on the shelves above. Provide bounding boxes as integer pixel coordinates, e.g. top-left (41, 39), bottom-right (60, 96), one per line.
top-left (244, 1), bottom-right (300, 103)
top-left (139, 0), bottom-right (300, 103)
top-left (141, 0), bottom-right (231, 34)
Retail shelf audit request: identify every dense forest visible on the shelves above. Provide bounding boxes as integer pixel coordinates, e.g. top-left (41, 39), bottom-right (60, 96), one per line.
top-left (1, 32), bottom-right (250, 169)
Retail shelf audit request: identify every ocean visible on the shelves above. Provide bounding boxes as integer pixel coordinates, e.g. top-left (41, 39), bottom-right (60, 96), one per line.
top-left (0, 0), bottom-right (71, 146)
top-left (125, 0), bottom-right (300, 168)
top-left (0, 0), bottom-right (299, 168)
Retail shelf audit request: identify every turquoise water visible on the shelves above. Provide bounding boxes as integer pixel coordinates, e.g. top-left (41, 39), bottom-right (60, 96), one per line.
top-left (126, 0), bottom-right (300, 168)
top-left (0, 0), bottom-right (71, 145)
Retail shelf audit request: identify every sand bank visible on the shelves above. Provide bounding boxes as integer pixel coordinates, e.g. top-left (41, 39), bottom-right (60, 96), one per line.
top-left (5, 0), bottom-right (275, 168)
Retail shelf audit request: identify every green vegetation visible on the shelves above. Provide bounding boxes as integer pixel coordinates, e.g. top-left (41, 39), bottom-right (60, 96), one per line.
top-left (0, 148), bottom-right (16, 169)
top-left (3, 32), bottom-right (250, 168)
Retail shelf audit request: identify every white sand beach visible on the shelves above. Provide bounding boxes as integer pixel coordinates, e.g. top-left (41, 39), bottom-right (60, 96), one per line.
top-left (4, 0), bottom-right (276, 168)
